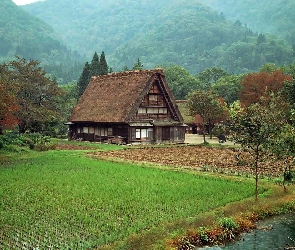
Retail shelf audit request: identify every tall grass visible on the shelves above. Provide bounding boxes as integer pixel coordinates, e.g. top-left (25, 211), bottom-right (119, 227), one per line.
top-left (0, 150), bottom-right (256, 249)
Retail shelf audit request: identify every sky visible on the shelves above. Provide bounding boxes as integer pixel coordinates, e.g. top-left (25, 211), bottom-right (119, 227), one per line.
top-left (12, 0), bottom-right (43, 5)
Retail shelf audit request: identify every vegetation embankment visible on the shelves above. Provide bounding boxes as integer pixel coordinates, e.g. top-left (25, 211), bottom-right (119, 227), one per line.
top-left (0, 141), bottom-right (294, 249)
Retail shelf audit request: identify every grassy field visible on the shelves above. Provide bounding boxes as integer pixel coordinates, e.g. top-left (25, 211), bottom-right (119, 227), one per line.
top-left (0, 147), bottom-right (260, 250)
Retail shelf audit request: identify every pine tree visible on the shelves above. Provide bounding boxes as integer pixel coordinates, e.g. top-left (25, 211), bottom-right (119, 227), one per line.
top-left (132, 58), bottom-right (143, 70)
top-left (99, 51), bottom-right (108, 75)
top-left (90, 52), bottom-right (100, 76)
top-left (77, 62), bottom-right (91, 99)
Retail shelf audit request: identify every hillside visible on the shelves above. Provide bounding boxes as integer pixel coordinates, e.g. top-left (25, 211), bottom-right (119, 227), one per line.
top-left (197, 0), bottom-right (295, 44)
top-left (23, 0), bottom-right (294, 74)
top-left (1, 0), bottom-right (84, 83)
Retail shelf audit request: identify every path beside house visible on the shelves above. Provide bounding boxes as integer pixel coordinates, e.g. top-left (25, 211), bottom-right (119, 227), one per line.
top-left (184, 134), bottom-right (235, 146)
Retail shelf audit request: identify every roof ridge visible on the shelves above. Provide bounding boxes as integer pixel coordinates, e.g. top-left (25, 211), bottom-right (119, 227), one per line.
top-left (91, 68), bottom-right (164, 81)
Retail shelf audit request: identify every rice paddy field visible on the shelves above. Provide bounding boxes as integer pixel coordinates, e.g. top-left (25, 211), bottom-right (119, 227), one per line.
top-left (0, 145), bottom-right (271, 249)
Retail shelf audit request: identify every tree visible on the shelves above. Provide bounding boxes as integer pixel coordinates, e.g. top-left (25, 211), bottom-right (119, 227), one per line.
top-left (281, 80), bottom-right (295, 109)
top-left (240, 70), bottom-right (292, 107)
top-left (90, 52), bottom-right (100, 76)
top-left (164, 65), bottom-right (201, 99)
top-left (1, 57), bottom-right (64, 134)
top-left (267, 124), bottom-right (295, 191)
top-left (99, 51), bottom-right (108, 75)
top-left (132, 58), bottom-right (143, 70)
top-left (0, 77), bottom-right (18, 134)
top-left (77, 51), bottom-right (109, 99)
top-left (77, 62), bottom-right (91, 99)
top-left (187, 90), bottom-right (229, 143)
top-left (259, 63), bottom-right (278, 73)
top-left (211, 74), bottom-right (243, 104)
top-left (228, 95), bottom-right (289, 200)
top-left (256, 33), bottom-right (266, 45)
top-left (196, 67), bottom-right (229, 90)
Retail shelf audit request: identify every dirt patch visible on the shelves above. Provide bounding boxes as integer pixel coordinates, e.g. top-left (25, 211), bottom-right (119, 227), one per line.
top-left (55, 144), bottom-right (94, 150)
top-left (89, 146), bottom-right (286, 177)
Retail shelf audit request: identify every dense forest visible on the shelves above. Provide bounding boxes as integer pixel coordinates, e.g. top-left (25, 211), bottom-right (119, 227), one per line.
top-left (197, 0), bottom-right (295, 43)
top-left (23, 0), bottom-right (295, 75)
top-left (1, 0), bottom-right (85, 83)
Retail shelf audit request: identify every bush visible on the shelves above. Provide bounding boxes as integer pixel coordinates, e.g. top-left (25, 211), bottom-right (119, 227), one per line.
top-left (218, 217), bottom-right (239, 231)
top-left (0, 132), bottom-right (55, 152)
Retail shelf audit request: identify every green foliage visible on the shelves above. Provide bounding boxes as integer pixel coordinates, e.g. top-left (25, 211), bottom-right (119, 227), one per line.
top-left (197, 67), bottom-right (229, 90)
top-left (187, 90), bottom-right (229, 141)
top-left (0, 150), bottom-right (254, 248)
top-left (90, 52), bottom-right (100, 76)
top-left (228, 95), bottom-right (290, 199)
top-left (23, 0), bottom-right (294, 75)
top-left (211, 74), bottom-right (243, 104)
top-left (132, 58), bottom-right (143, 70)
top-left (77, 51), bottom-right (109, 99)
top-left (218, 217), bottom-right (239, 230)
top-left (1, 57), bottom-right (64, 133)
top-left (99, 51), bottom-right (109, 75)
top-left (77, 62), bottom-right (91, 98)
top-left (163, 64), bottom-right (201, 99)
top-left (0, 132), bottom-right (54, 151)
top-left (198, 0), bottom-right (295, 43)
top-left (1, 0), bottom-right (84, 84)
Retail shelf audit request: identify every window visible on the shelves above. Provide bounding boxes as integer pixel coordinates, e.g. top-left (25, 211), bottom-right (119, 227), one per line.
top-left (83, 127), bottom-right (88, 133)
top-left (149, 95), bottom-right (158, 102)
top-left (138, 107), bottom-right (147, 113)
top-left (101, 128), bottom-right (108, 136)
top-left (94, 127), bottom-right (113, 136)
top-left (146, 107), bottom-right (167, 114)
top-left (159, 107), bottom-right (167, 114)
top-left (135, 128), bottom-right (153, 140)
top-left (147, 107), bottom-right (155, 114)
top-left (149, 94), bottom-right (160, 105)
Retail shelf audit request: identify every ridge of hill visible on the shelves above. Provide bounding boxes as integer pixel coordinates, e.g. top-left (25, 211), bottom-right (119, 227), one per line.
top-left (1, 0), bottom-right (84, 83)
top-left (19, 0), bottom-right (295, 74)
top-left (197, 0), bottom-right (295, 44)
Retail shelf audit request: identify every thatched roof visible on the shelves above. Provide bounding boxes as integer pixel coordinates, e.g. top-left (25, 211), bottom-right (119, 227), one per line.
top-left (70, 69), bottom-right (182, 123)
top-left (175, 100), bottom-right (195, 124)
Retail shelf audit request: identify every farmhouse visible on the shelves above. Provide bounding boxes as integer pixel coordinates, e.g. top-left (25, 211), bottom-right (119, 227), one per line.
top-left (67, 68), bottom-right (185, 144)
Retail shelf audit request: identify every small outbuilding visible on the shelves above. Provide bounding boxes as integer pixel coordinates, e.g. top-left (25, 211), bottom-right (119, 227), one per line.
top-left (67, 69), bottom-right (185, 144)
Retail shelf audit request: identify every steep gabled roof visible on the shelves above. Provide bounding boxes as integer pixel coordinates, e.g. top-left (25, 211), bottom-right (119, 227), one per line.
top-left (69, 69), bottom-right (182, 123)
top-left (176, 100), bottom-right (195, 124)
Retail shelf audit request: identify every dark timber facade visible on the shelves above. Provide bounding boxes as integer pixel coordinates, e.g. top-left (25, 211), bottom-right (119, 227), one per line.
top-left (68, 69), bottom-right (185, 144)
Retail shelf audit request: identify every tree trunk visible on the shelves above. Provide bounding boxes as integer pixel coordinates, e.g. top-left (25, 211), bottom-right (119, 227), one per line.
top-left (255, 147), bottom-right (259, 201)
top-left (203, 128), bottom-right (206, 144)
top-left (209, 123), bottom-right (213, 139)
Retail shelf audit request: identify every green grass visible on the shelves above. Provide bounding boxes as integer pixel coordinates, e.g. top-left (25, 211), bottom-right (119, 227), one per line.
top-left (0, 150), bottom-right (257, 249)
top-left (52, 138), bottom-right (125, 151)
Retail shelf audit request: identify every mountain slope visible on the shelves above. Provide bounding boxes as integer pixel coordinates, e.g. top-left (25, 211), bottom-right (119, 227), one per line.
top-left (1, 0), bottom-right (84, 82)
top-left (23, 0), bottom-right (294, 74)
top-left (23, 0), bottom-right (168, 56)
top-left (197, 0), bottom-right (295, 43)
top-left (110, 2), bottom-right (293, 74)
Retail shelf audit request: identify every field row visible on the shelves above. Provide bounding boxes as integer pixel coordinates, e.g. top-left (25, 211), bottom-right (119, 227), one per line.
top-left (0, 149), bottom-right (256, 249)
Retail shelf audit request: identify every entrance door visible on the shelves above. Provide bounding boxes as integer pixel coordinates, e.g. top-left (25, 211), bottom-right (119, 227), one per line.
top-left (162, 127), bottom-right (170, 140)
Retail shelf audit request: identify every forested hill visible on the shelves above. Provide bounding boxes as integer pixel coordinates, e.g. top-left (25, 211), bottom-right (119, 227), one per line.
top-left (1, 0), bottom-right (84, 83)
top-left (23, 0), bottom-right (294, 74)
top-left (197, 0), bottom-right (295, 44)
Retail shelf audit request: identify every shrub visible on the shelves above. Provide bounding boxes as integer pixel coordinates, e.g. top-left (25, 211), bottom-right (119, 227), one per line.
top-left (218, 217), bottom-right (239, 231)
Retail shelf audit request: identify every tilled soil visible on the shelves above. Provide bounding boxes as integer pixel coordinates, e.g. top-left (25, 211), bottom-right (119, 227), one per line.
top-left (88, 146), bottom-right (287, 177)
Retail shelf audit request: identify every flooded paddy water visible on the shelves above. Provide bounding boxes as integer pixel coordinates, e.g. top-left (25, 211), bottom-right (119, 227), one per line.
top-left (200, 213), bottom-right (295, 250)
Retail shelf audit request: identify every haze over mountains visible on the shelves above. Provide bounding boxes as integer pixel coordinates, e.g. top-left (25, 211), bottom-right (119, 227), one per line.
top-left (2, 0), bottom-right (295, 81)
